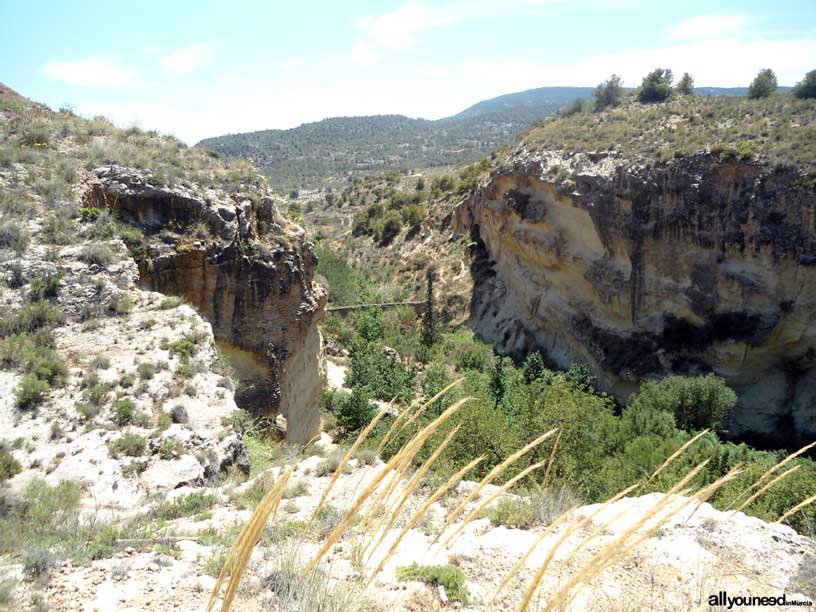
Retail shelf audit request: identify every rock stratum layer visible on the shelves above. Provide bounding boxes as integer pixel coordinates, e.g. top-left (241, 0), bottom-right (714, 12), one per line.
top-left (85, 166), bottom-right (326, 443)
top-left (453, 148), bottom-right (816, 447)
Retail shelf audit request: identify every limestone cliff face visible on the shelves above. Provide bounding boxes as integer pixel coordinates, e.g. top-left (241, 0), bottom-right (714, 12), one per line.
top-left (85, 166), bottom-right (326, 443)
top-left (453, 147), bottom-right (816, 447)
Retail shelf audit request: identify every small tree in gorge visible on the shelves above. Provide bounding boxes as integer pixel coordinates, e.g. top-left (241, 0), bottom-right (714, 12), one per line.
top-left (421, 265), bottom-right (437, 347)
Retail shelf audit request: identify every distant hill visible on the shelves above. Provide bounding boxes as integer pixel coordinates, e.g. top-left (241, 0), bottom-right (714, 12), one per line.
top-left (197, 87), bottom-right (595, 189)
top-left (196, 85), bottom-right (785, 190)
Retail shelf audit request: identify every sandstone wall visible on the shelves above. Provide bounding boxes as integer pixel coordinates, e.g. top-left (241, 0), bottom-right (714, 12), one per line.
top-left (87, 166), bottom-right (326, 443)
top-left (453, 149), bottom-right (816, 447)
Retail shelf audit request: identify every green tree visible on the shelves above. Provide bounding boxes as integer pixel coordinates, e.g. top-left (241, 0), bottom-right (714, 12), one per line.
top-left (561, 98), bottom-right (589, 116)
top-left (626, 374), bottom-right (736, 431)
top-left (593, 74), bottom-right (625, 111)
top-left (336, 386), bottom-right (375, 434)
top-left (421, 266), bottom-right (437, 348)
top-left (747, 69), bottom-right (778, 99)
top-left (676, 72), bottom-right (695, 95)
top-left (353, 308), bottom-right (384, 342)
top-left (792, 69), bottom-right (816, 99)
top-left (638, 68), bottom-right (673, 103)
top-left (489, 355), bottom-right (506, 409)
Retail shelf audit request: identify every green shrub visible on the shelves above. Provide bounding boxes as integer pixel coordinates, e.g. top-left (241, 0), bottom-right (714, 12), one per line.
top-left (345, 339), bottom-right (415, 402)
top-left (336, 386), bottom-right (374, 435)
top-left (112, 398), bottom-right (137, 425)
top-left (0, 448), bottom-right (21, 481)
top-left (676, 72), bottom-right (694, 95)
top-left (78, 244), bottom-right (116, 266)
top-left (137, 362), bottom-right (155, 380)
top-left (108, 293), bottom-right (134, 315)
top-left (638, 68), bottom-right (673, 103)
top-left (396, 563), bottom-right (469, 603)
top-left (593, 74), bottom-right (624, 110)
top-left (158, 436), bottom-right (185, 460)
top-left (560, 97), bottom-right (588, 116)
top-left (353, 308), bottom-right (384, 342)
top-left (792, 69), bottom-right (816, 100)
top-left (626, 374), bottom-right (736, 431)
top-left (14, 374), bottom-right (50, 409)
top-left (154, 491), bottom-right (215, 520)
top-left (169, 338), bottom-right (196, 361)
top-left (488, 497), bottom-right (537, 529)
top-left (0, 302), bottom-right (61, 336)
top-left (158, 296), bottom-right (182, 310)
top-left (747, 68), bottom-right (777, 99)
top-left (108, 433), bottom-right (146, 457)
top-left (0, 221), bottom-right (30, 254)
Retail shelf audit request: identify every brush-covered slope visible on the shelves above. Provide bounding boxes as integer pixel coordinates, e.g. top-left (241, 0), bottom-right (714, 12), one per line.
top-left (453, 94), bottom-right (816, 448)
top-left (196, 88), bottom-right (596, 190)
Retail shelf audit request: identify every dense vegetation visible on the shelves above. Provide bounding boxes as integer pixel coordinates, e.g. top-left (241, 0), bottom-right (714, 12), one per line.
top-left (318, 248), bottom-right (816, 537)
top-left (196, 88), bottom-right (597, 190)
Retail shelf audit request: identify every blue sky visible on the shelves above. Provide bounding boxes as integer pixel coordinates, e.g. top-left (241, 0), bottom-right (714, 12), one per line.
top-left (2, 0), bottom-right (815, 143)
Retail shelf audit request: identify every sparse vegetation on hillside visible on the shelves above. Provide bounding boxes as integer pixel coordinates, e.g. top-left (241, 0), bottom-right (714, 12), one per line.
top-left (528, 93), bottom-right (816, 171)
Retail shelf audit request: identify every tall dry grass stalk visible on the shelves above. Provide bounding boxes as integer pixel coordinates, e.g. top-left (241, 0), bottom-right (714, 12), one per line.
top-left (308, 404), bottom-right (389, 527)
top-left (542, 463), bottom-right (742, 612)
top-left (542, 430), bottom-right (561, 487)
top-left (777, 493), bottom-right (816, 524)
top-left (206, 463), bottom-right (295, 612)
top-left (302, 396), bottom-right (474, 576)
top-left (439, 457), bottom-right (551, 550)
top-left (725, 440), bottom-right (816, 511)
top-left (649, 428), bottom-right (709, 481)
top-left (733, 465), bottom-right (800, 515)
top-left (365, 455), bottom-right (487, 586)
top-left (432, 428), bottom-right (558, 547)
top-left (364, 424), bottom-right (462, 561)
top-left (378, 378), bottom-right (463, 453)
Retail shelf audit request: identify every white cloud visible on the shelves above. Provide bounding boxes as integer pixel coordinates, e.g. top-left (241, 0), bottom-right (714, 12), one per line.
top-left (41, 57), bottom-right (139, 87)
top-left (352, 0), bottom-right (561, 63)
top-left (670, 14), bottom-right (749, 40)
top-left (160, 43), bottom-right (210, 74)
top-left (418, 63), bottom-right (449, 79)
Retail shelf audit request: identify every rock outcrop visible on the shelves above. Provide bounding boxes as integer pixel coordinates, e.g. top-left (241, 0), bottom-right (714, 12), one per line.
top-left (84, 166), bottom-right (326, 443)
top-left (453, 148), bottom-right (816, 447)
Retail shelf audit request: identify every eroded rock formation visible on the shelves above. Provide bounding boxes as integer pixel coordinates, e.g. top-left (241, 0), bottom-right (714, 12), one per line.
top-left (453, 148), bottom-right (816, 447)
top-left (85, 166), bottom-right (326, 443)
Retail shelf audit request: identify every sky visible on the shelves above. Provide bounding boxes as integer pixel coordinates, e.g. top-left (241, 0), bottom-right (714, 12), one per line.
top-left (2, 0), bottom-right (815, 144)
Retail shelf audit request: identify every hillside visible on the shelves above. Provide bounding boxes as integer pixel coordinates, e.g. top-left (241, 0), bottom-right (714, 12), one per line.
top-left (196, 87), bottom-right (595, 190)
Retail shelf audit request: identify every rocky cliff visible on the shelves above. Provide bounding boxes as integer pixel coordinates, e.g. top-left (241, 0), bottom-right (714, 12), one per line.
top-left (82, 166), bottom-right (326, 443)
top-left (453, 146), bottom-right (816, 447)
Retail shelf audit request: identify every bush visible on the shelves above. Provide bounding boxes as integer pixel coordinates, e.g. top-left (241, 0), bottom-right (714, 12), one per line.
top-left (400, 204), bottom-right (426, 230)
top-left (488, 497), bottom-right (537, 529)
top-left (373, 209), bottom-right (402, 245)
top-left (136, 362), bottom-right (155, 380)
top-left (0, 221), bottom-right (30, 254)
top-left (792, 69), bottom-right (816, 100)
top-left (626, 374), bottom-right (736, 431)
top-left (112, 398), bottom-right (137, 425)
top-left (154, 491), bottom-right (215, 520)
top-left (593, 74), bottom-right (624, 110)
top-left (108, 433), bottom-right (146, 457)
top-left (345, 339), bottom-right (415, 402)
top-left (747, 68), bottom-right (777, 99)
top-left (14, 374), bottom-right (50, 410)
top-left (560, 98), bottom-right (588, 116)
top-left (638, 68), bottom-right (673, 103)
top-left (0, 302), bottom-right (61, 336)
top-left (676, 72), bottom-right (694, 95)
top-left (353, 308), bottom-right (384, 342)
top-left (336, 386), bottom-right (374, 435)
top-left (157, 436), bottom-right (185, 460)
top-left (78, 244), bottom-right (117, 266)
top-left (396, 563), bottom-right (469, 603)
top-left (0, 448), bottom-right (21, 481)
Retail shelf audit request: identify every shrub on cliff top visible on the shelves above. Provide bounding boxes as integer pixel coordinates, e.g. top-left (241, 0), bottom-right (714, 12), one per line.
top-left (593, 74), bottom-right (624, 110)
top-left (747, 68), bottom-right (778, 99)
top-left (638, 68), bottom-right (673, 103)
